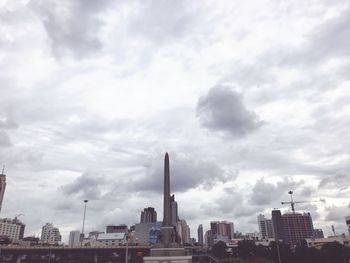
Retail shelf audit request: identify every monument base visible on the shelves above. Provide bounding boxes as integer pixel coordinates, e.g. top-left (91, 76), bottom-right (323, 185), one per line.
top-left (143, 255), bottom-right (192, 263)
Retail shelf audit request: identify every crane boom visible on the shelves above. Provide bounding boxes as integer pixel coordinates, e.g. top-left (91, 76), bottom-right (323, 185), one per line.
top-left (281, 191), bottom-right (325, 213)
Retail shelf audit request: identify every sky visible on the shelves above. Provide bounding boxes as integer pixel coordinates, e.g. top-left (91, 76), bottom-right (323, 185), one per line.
top-left (0, 0), bottom-right (350, 243)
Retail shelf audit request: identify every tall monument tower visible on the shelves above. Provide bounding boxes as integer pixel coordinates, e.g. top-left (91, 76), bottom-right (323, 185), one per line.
top-left (0, 166), bottom-right (6, 214)
top-left (144, 153), bottom-right (192, 263)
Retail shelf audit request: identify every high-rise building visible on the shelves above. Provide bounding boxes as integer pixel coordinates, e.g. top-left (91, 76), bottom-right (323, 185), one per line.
top-left (272, 209), bottom-right (284, 242)
top-left (204, 230), bottom-right (212, 248)
top-left (345, 216), bottom-right (350, 236)
top-left (140, 207), bottom-right (157, 223)
top-left (41, 223), bottom-right (61, 245)
top-left (0, 217), bottom-right (25, 241)
top-left (282, 212), bottom-right (314, 247)
top-left (171, 195), bottom-right (179, 226)
top-left (0, 169), bottom-right (6, 214)
top-left (177, 219), bottom-right (191, 245)
top-left (68, 230), bottom-right (80, 247)
top-left (106, 224), bottom-right (128, 233)
top-left (197, 224), bottom-right (203, 245)
top-left (257, 214), bottom-right (274, 239)
top-left (210, 221), bottom-right (234, 240)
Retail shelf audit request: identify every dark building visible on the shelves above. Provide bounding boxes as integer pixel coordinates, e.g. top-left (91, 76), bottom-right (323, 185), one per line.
top-left (282, 212), bottom-right (314, 247)
top-left (272, 209), bottom-right (284, 242)
top-left (106, 224), bottom-right (128, 233)
top-left (140, 207), bottom-right (157, 223)
top-left (313, 228), bottom-right (324, 238)
top-left (197, 224), bottom-right (203, 245)
top-left (171, 195), bottom-right (179, 226)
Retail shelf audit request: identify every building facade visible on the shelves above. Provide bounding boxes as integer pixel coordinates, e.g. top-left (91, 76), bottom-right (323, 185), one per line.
top-left (282, 212), bottom-right (314, 247)
top-left (177, 219), bottom-right (191, 245)
top-left (140, 207), bottom-right (157, 223)
top-left (197, 224), bottom-right (203, 245)
top-left (68, 230), bottom-right (80, 247)
top-left (171, 195), bottom-right (179, 226)
top-left (0, 170), bottom-right (6, 214)
top-left (257, 214), bottom-right (274, 239)
top-left (271, 209), bottom-right (284, 241)
top-left (0, 218), bottom-right (25, 241)
top-left (106, 224), bottom-right (128, 233)
top-left (346, 216), bottom-right (350, 236)
top-left (41, 223), bottom-right (61, 245)
top-left (210, 221), bottom-right (234, 240)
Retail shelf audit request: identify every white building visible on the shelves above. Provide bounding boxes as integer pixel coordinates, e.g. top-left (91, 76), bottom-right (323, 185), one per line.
top-left (69, 230), bottom-right (81, 247)
top-left (96, 233), bottom-right (126, 246)
top-left (257, 214), bottom-right (274, 239)
top-left (0, 218), bottom-right (25, 241)
top-left (41, 223), bottom-right (61, 245)
top-left (177, 219), bottom-right (191, 245)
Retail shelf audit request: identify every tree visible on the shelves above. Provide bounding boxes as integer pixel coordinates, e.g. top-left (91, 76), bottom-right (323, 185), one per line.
top-left (212, 240), bottom-right (229, 259)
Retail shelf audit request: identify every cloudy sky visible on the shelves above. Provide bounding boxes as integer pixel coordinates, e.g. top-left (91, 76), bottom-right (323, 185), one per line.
top-left (1, 0), bottom-right (350, 242)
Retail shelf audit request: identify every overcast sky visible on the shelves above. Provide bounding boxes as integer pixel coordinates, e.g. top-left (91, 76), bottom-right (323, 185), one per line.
top-left (1, 0), bottom-right (350, 243)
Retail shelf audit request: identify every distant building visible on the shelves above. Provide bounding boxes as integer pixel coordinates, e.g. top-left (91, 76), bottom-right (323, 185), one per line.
top-left (134, 222), bottom-right (162, 245)
top-left (106, 224), bottom-right (128, 234)
top-left (313, 229), bottom-right (324, 238)
top-left (0, 170), bottom-right (6, 214)
top-left (271, 209), bottom-right (284, 241)
top-left (140, 207), bottom-right (157, 223)
top-left (88, 231), bottom-right (104, 239)
top-left (41, 223), bottom-right (61, 245)
top-left (346, 216), bottom-right (350, 236)
top-left (282, 212), bottom-right (314, 247)
top-left (257, 214), bottom-right (274, 239)
top-left (97, 233), bottom-right (126, 246)
top-left (197, 224), bottom-right (203, 245)
top-left (0, 217), bottom-right (25, 241)
top-left (210, 221), bottom-right (234, 240)
top-left (177, 219), bottom-right (191, 245)
top-left (68, 231), bottom-right (80, 247)
top-left (204, 230), bottom-right (212, 248)
top-left (171, 195), bottom-right (179, 226)
top-left (305, 236), bottom-right (350, 249)
top-left (245, 232), bottom-right (260, 240)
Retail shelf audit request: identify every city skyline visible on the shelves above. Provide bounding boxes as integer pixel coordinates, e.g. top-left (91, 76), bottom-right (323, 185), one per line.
top-left (0, 0), bottom-right (350, 244)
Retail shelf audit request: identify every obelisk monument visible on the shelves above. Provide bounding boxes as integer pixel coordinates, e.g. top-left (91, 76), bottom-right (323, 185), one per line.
top-left (144, 153), bottom-right (192, 263)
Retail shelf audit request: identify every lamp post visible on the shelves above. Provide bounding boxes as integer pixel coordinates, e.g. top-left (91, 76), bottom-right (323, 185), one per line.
top-left (81, 199), bottom-right (88, 247)
top-left (125, 233), bottom-right (130, 263)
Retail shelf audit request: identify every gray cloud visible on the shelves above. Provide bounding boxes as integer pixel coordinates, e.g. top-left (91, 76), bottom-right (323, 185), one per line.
top-left (325, 203), bottom-right (350, 222)
top-left (134, 152), bottom-right (237, 193)
top-left (30, 0), bottom-right (113, 58)
top-left (197, 85), bottom-right (263, 138)
top-left (319, 172), bottom-right (350, 190)
top-left (0, 131), bottom-right (12, 147)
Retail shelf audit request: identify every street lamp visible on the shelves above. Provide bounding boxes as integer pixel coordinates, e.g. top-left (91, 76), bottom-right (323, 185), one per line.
top-left (81, 199), bottom-right (88, 247)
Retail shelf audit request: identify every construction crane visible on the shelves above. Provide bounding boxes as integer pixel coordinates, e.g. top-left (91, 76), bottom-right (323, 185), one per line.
top-left (281, 190), bottom-right (325, 213)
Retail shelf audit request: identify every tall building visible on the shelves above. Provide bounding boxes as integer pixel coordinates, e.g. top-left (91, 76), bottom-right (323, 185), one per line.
top-left (197, 224), bottom-right (203, 245)
top-left (68, 230), bottom-right (80, 247)
top-left (204, 230), bottom-right (212, 248)
top-left (272, 209), bottom-right (284, 242)
top-left (171, 195), bottom-right (179, 226)
top-left (140, 207), bottom-right (157, 223)
top-left (346, 216), bottom-right (350, 236)
top-left (282, 212), bottom-right (314, 247)
top-left (0, 168), bottom-right (6, 214)
top-left (0, 217), bottom-right (25, 241)
top-left (177, 219), bottom-right (191, 245)
top-left (210, 221), bottom-right (234, 240)
top-left (257, 214), bottom-right (274, 239)
top-left (41, 223), bottom-right (61, 245)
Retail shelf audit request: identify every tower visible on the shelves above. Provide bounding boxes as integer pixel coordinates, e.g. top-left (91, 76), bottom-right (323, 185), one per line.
top-left (0, 167), bottom-right (6, 214)
top-left (197, 224), bottom-right (203, 245)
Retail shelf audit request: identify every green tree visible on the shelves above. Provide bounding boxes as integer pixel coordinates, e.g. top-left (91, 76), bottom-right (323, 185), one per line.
top-left (211, 240), bottom-right (229, 259)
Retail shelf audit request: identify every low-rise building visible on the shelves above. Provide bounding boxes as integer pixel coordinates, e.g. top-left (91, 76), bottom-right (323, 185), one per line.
top-left (305, 236), bottom-right (350, 249)
top-left (41, 223), bottom-right (61, 245)
top-left (0, 218), bottom-right (25, 241)
top-left (97, 232), bottom-right (126, 246)
top-left (69, 230), bottom-right (81, 247)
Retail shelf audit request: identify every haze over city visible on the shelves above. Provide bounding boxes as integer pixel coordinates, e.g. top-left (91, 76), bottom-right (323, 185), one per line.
top-left (0, 0), bottom-right (349, 244)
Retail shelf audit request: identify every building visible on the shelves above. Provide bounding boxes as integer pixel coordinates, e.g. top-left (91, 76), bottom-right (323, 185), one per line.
top-left (257, 214), bottom-right (274, 239)
top-left (41, 223), bottom-right (61, 245)
top-left (133, 222), bottom-right (162, 245)
top-left (197, 224), bottom-right (203, 245)
top-left (305, 236), bottom-right (350, 249)
top-left (313, 229), bottom-right (324, 238)
top-left (171, 195), bottom-right (179, 226)
top-left (245, 232), bottom-right (260, 240)
top-left (177, 219), bottom-right (191, 245)
top-left (0, 169), bottom-right (6, 214)
top-left (140, 207), bottom-right (157, 223)
top-left (0, 218), bottom-right (25, 241)
top-left (282, 212), bottom-right (314, 247)
top-left (210, 221), bottom-right (234, 240)
top-left (271, 209), bottom-right (284, 241)
top-left (68, 231), bottom-right (80, 247)
top-left (204, 230), bottom-right (212, 248)
top-left (97, 233), bottom-right (126, 246)
top-left (106, 224), bottom-right (128, 234)
top-left (346, 216), bottom-right (350, 236)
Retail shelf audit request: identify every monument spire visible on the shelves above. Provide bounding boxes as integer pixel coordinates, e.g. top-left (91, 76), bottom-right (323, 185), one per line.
top-left (163, 152), bottom-right (171, 227)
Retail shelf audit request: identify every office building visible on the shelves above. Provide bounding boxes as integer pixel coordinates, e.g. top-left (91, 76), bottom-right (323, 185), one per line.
top-left (106, 224), bottom-right (128, 233)
top-left (210, 221), bottom-right (234, 240)
top-left (140, 207), bottom-right (157, 223)
top-left (204, 230), bottom-right (212, 248)
top-left (257, 214), bottom-right (274, 239)
top-left (0, 217), bottom-right (25, 241)
top-left (0, 169), bottom-right (6, 214)
top-left (197, 224), bottom-right (203, 245)
top-left (177, 219), bottom-right (191, 245)
top-left (41, 223), bottom-right (61, 245)
top-left (346, 216), bottom-right (350, 236)
top-left (282, 212), bottom-right (314, 247)
top-left (68, 230), bottom-right (80, 247)
top-left (271, 209), bottom-right (284, 241)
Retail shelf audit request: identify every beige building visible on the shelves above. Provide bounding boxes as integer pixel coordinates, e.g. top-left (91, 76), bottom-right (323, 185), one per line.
top-left (41, 223), bottom-right (61, 244)
top-left (177, 219), bottom-right (191, 245)
top-left (0, 218), bottom-right (25, 241)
